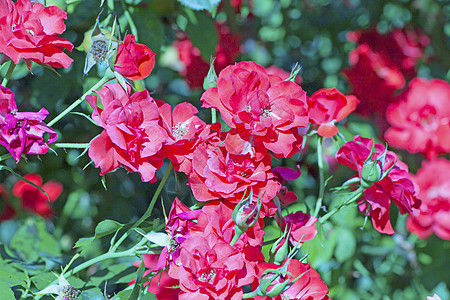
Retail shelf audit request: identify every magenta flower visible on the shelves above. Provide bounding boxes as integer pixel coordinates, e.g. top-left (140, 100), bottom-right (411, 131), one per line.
top-left (0, 86), bottom-right (57, 162)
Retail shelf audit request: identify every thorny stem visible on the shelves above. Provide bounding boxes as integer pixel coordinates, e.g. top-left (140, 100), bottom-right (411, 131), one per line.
top-left (110, 163), bottom-right (173, 252)
top-left (319, 187), bottom-right (365, 223)
top-left (47, 72), bottom-right (113, 127)
top-left (1, 61), bottom-right (16, 87)
top-left (313, 136), bottom-right (325, 218)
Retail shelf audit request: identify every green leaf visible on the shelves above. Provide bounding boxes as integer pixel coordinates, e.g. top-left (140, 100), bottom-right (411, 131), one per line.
top-left (116, 289), bottom-right (132, 300)
top-left (79, 287), bottom-right (104, 300)
top-left (94, 220), bottom-right (124, 239)
top-left (185, 10), bottom-right (218, 61)
top-left (0, 268), bottom-right (26, 287)
top-left (10, 218), bottom-right (61, 262)
top-left (31, 272), bottom-right (57, 290)
top-left (177, 0), bottom-right (221, 12)
top-left (0, 281), bottom-right (15, 300)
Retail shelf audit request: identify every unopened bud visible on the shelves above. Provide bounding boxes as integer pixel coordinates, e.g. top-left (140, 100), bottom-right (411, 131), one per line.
top-left (360, 158), bottom-right (382, 188)
top-left (203, 57), bottom-right (218, 90)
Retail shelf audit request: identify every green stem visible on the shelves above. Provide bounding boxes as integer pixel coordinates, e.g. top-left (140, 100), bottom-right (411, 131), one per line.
top-left (47, 73), bottom-right (112, 127)
top-left (53, 143), bottom-right (90, 149)
top-left (1, 61), bottom-right (16, 87)
top-left (0, 153), bottom-right (12, 162)
top-left (319, 187), bottom-right (364, 223)
top-left (110, 163), bottom-right (173, 252)
top-left (313, 136), bottom-right (324, 218)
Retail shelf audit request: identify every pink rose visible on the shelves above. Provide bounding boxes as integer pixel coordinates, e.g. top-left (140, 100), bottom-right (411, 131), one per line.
top-left (0, 0), bottom-right (73, 68)
top-left (86, 83), bottom-right (168, 182)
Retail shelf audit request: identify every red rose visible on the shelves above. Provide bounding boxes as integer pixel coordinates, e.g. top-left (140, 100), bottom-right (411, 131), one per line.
top-left (201, 61), bottom-right (309, 158)
top-left (168, 234), bottom-right (245, 300)
top-left (336, 136), bottom-right (421, 235)
top-left (0, 86), bottom-right (58, 162)
top-left (385, 78), bottom-right (450, 159)
top-left (343, 44), bottom-right (405, 117)
top-left (0, 0), bottom-right (73, 68)
top-left (114, 34), bottom-right (155, 81)
top-left (157, 101), bottom-right (209, 175)
top-left (406, 158), bottom-right (450, 240)
top-left (86, 83), bottom-right (168, 182)
top-left (12, 174), bottom-right (62, 218)
top-left (347, 28), bottom-right (429, 78)
top-left (308, 88), bottom-right (359, 137)
top-left (188, 131), bottom-right (280, 214)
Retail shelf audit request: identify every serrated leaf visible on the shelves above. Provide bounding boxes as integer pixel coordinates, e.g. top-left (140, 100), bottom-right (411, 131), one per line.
top-left (185, 10), bottom-right (218, 61)
top-left (74, 237), bottom-right (95, 249)
top-left (178, 0), bottom-right (221, 12)
top-left (95, 220), bottom-right (124, 239)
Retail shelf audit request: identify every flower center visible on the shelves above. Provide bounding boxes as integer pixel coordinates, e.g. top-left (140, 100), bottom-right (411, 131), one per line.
top-left (91, 40), bottom-right (109, 63)
top-left (61, 285), bottom-right (80, 300)
top-left (172, 122), bottom-right (188, 141)
top-left (198, 269), bottom-right (217, 284)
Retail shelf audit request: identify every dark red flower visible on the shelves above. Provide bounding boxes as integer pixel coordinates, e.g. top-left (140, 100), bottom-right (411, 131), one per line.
top-left (0, 86), bottom-right (57, 162)
top-left (114, 34), bottom-right (155, 81)
top-left (336, 135), bottom-right (421, 235)
top-left (0, 0), bottom-right (73, 68)
top-left (174, 22), bottom-right (240, 89)
top-left (343, 27), bottom-right (429, 117)
top-left (201, 61), bottom-right (309, 158)
top-left (86, 83), bottom-right (168, 182)
top-left (12, 174), bottom-right (62, 218)
top-left (253, 258), bottom-right (331, 300)
top-left (131, 254), bottom-right (180, 300)
top-left (343, 44), bottom-right (405, 117)
top-left (406, 158), bottom-right (450, 240)
top-left (0, 185), bottom-right (16, 221)
top-left (384, 78), bottom-right (450, 159)
top-left (307, 88), bottom-right (359, 137)
top-left (346, 28), bottom-right (429, 78)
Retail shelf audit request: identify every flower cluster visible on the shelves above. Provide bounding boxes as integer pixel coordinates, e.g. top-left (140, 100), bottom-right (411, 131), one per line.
top-left (343, 27), bottom-right (429, 117)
